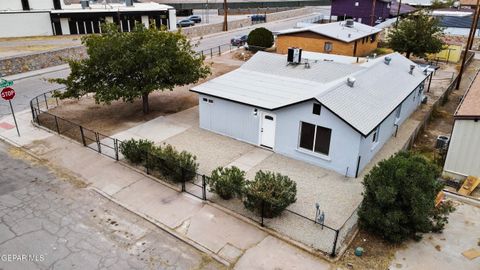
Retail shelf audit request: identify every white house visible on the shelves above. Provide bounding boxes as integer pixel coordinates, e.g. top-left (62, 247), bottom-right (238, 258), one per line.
top-left (0, 0), bottom-right (176, 38)
top-left (191, 51), bottom-right (427, 177)
top-left (443, 72), bottom-right (480, 179)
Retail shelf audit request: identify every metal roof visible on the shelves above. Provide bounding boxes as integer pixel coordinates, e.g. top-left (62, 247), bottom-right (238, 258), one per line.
top-left (438, 15), bottom-right (480, 29)
top-left (456, 71), bottom-right (480, 118)
top-left (276, 21), bottom-right (382, 43)
top-left (191, 52), bottom-right (427, 136)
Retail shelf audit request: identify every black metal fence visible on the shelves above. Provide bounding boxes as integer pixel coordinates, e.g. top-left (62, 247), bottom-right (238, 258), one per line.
top-left (196, 43), bottom-right (239, 59)
top-left (30, 90), bottom-right (358, 257)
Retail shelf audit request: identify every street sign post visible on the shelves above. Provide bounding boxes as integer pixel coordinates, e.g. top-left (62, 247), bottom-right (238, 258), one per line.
top-left (1, 87), bottom-right (20, 137)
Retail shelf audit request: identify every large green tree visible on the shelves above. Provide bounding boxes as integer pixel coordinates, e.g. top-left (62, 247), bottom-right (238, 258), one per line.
top-left (358, 151), bottom-right (454, 243)
top-left (388, 11), bottom-right (445, 59)
top-left (52, 23), bottom-right (210, 113)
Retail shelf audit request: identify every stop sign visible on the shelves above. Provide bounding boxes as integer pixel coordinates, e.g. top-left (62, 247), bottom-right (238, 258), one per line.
top-left (1, 87), bottom-right (15, 101)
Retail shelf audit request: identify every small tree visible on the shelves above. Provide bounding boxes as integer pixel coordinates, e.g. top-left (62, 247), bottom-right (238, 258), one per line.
top-left (388, 11), bottom-right (445, 58)
top-left (208, 166), bottom-right (246, 200)
top-left (247, 27), bottom-right (274, 49)
top-left (358, 151), bottom-right (454, 243)
top-left (51, 23), bottom-right (210, 114)
top-left (244, 170), bottom-right (297, 218)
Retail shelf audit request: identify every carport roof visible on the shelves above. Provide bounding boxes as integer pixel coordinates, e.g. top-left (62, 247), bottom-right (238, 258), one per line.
top-left (191, 52), bottom-right (427, 136)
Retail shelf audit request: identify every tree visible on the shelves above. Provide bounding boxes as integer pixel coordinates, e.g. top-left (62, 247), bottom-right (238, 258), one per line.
top-left (388, 11), bottom-right (445, 58)
top-left (244, 170), bottom-right (296, 218)
top-left (358, 152), bottom-right (454, 243)
top-left (51, 23), bottom-right (210, 114)
top-left (430, 0), bottom-right (455, 9)
top-left (247, 27), bottom-right (274, 49)
top-left (208, 166), bottom-right (246, 200)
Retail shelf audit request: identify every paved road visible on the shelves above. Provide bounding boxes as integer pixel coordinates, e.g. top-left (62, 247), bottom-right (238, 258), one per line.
top-left (0, 7), bottom-right (329, 117)
top-left (0, 141), bottom-right (224, 270)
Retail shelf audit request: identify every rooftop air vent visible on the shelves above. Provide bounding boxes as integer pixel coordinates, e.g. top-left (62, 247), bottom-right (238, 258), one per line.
top-left (409, 64), bottom-right (416, 74)
top-left (125, 0), bottom-right (133, 6)
top-left (384, 56), bottom-right (392, 65)
top-left (80, 0), bottom-right (90, 9)
top-left (345, 19), bottom-right (354, 28)
top-left (287, 47), bottom-right (302, 65)
top-left (347, 77), bottom-right (356, 87)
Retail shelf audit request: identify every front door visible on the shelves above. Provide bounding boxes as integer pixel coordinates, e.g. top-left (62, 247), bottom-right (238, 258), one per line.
top-left (260, 113), bottom-right (276, 149)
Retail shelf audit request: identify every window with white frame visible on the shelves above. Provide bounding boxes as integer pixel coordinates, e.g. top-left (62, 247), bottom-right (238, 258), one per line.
top-left (372, 126), bottom-right (380, 143)
top-left (299, 122), bottom-right (332, 156)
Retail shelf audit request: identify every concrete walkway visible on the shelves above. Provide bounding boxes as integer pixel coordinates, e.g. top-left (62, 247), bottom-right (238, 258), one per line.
top-left (0, 110), bottom-right (331, 269)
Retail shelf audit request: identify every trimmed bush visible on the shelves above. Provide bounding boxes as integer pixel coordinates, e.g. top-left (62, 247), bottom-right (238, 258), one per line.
top-left (247, 27), bottom-right (274, 50)
top-left (358, 151), bottom-right (455, 243)
top-left (119, 138), bottom-right (154, 164)
top-left (153, 144), bottom-right (199, 183)
top-left (244, 170), bottom-right (297, 218)
top-left (208, 166), bottom-right (246, 200)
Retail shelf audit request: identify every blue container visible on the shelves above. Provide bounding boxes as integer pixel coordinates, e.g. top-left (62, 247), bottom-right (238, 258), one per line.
top-left (354, 247), bottom-right (364, 257)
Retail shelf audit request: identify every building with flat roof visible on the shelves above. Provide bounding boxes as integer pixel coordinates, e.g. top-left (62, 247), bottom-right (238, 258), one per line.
top-left (0, 0), bottom-right (176, 38)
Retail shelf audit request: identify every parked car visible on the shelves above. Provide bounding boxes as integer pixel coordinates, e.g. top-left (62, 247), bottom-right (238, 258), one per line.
top-left (177, 19), bottom-right (195, 28)
top-left (230, 35), bottom-right (248, 46)
top-left (188, 15), bottom-right (202, 23)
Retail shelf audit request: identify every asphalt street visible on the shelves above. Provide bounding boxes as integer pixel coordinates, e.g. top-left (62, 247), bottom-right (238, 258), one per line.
top-left (0, 7), bottom-right (330, 117)
top-left (0, 141), bottom-right (224, 270)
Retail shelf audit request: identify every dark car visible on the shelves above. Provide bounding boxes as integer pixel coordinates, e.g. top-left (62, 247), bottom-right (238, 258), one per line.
top-left (230, 35), bottom-right (248, 46)
top-left (177, 19), bottom-right (195, 28)
top-left (188, 15), bottom-right (202, 23)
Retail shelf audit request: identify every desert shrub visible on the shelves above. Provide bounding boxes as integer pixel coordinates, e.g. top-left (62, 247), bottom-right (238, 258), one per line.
top-left (208, 166), bottom-right (246, 200)
top-left (247, 27), bottom-right (274, 50)
top-left (153, 144), bottom-right (199, 183)
top-left (358, 151), bottom-right (455, 243)
top-left (244, 170), bottom-right (297, 218)
top-left (119, 139), bottom-right (154, 164)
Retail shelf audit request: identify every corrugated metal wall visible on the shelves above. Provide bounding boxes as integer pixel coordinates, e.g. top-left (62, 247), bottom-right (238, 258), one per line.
top-left (444, 120), bottom-right (480, 178)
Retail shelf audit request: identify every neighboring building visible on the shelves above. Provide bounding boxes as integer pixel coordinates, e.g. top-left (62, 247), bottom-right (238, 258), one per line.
top-left (389, 1), bottom-right (417, 17)
top-left (191, 51), bottom-right (427, 177)
top-left (443, 72), bottom-right (480, 179)
top-left (276, 20), bottom-right (382, 57)
top-left (432, 7), bottom-right (474, 17)
top-left (460, 0), bottom-right (479, 8)
top-left (437, 15), bottom-right (480, 36)
top-left (0, 0), bottom-right (176, 38)
top-left (402, 0), bottom-right (434, 6)
top-left (331, 0), bottom-right (392, 25)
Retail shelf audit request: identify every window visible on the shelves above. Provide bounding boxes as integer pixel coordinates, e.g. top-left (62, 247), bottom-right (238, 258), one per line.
top-left (372, 126), bottom-right (380, 143)
top-left (299, 122), bottom-right (332, 156)
top-left (208, 99), bottom-right (214, 103)
top-left (21, 0), bottom-right (30, 10)
top-left (312, 103), bottom-right (321, 115)
top-left (324, 42), bottom-right (333, 53)
top-left (370, 34), bottom-right (377, 43)
top-left (202, 98), bottom-right (208, 102)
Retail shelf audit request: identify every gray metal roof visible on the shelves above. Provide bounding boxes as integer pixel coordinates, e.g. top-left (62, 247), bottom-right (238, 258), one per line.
top-left (276, 21), bottom-right (382, 43)
top-left (191, 52), bottom-right (426, 136)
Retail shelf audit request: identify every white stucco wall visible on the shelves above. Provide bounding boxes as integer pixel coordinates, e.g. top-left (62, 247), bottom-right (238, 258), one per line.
top-left (444, 119), bottom-right (480, 179)
top-left (0, 1), bottom-right (23, 11)
top-left (28, 0), bottom-right (55, 10)
top-left (274, 100), bottom-right (362, 177)
top-left (0, 12), bottom-right (53, 37)
top-left (198, 95), bottom-right (260, 145)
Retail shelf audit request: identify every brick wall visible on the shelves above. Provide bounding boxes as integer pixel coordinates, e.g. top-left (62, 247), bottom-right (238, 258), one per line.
top-left (0, 46), bottom-right (86, 76)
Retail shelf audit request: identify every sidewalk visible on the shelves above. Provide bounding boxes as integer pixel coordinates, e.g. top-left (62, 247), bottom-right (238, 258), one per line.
top-left (0, 110), bottom-right (332, 270)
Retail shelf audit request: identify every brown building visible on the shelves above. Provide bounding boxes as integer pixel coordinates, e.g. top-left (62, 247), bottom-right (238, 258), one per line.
top-left (276, 20), bottom-right (383, 57)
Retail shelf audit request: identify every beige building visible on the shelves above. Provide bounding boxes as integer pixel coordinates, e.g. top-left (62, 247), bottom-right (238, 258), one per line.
top-left (443, 72), bottom-right (480, 179)
top-left (276, 20), bottom-right (382, 57)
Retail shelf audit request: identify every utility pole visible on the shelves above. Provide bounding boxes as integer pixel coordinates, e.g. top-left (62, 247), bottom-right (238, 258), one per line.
top-left (370, 0), bottom-right (377, 26)
top-left (456, 0), bottom-right (480, 90)
top-left (395, 0), bottom-right (402, 28)
top-left (223, 0), bottom-right (228, 31)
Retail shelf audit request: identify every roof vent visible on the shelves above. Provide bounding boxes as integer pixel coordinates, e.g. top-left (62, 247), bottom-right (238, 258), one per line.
top-left (287, 47), bottom-right (302, 65)
top-left (409, 64), bottom-right (416, 75)
top-left (125, 0), bottom-right (134, 6)
top-left (347, 77), bottom-right (356, 87)
top-left (80, 0), bottom-right (90, 9)
top-left (384, 56), bottom-right (392, 65)
top-left (345, 19), bottom-right (354, 28)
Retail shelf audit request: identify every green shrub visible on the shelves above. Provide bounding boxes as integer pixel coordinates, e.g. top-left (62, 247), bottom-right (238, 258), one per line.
top-left (119, 138), bottom-right (154, 164)
top-left (247, 27), bottom-right (274, 50)
top-left (358, 151), bottom-right (455, 243)
top-left (153, 144), bottom-right (199, 183)
top-left (244, 170), bottom-right (297, 218)
top-left (208, 166), bottom-right (246, 200)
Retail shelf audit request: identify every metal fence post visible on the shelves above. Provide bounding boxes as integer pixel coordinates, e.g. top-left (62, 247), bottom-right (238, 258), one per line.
top-left (79, 126), bottom-right (86, 146)
top-left (261, 200), bottom-right (265, 227)
top-left (36, 97), bottom-right (40, 112)
top-left (30, 102), bottom-right (36, 121)
top-left (218, 45), bottom-right (221, 55)
top-left (95, 132), bottom-right (101, 153)
top-left (331, 230), bottom-right (339, 257)
top-left (210, 48), bottom-right (213, 58)
top-left (44, 93), bottom-right (49, 110)
top-left (181, 168), bottom-right (186, 192)
top-left (54, 115), bottom-right (60, 134)
top-left (114, 139), bottom-right (119, 161)
top-left (202, 175), bottom-right (207, 200)
top-left (145, 150), bottom-right (150, 175)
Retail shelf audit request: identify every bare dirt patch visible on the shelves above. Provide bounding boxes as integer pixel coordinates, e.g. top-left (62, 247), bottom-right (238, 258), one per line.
top-left (335, 230), bottom-right (401, 270)
top-left (40, 55), bottom-right (243, 137)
